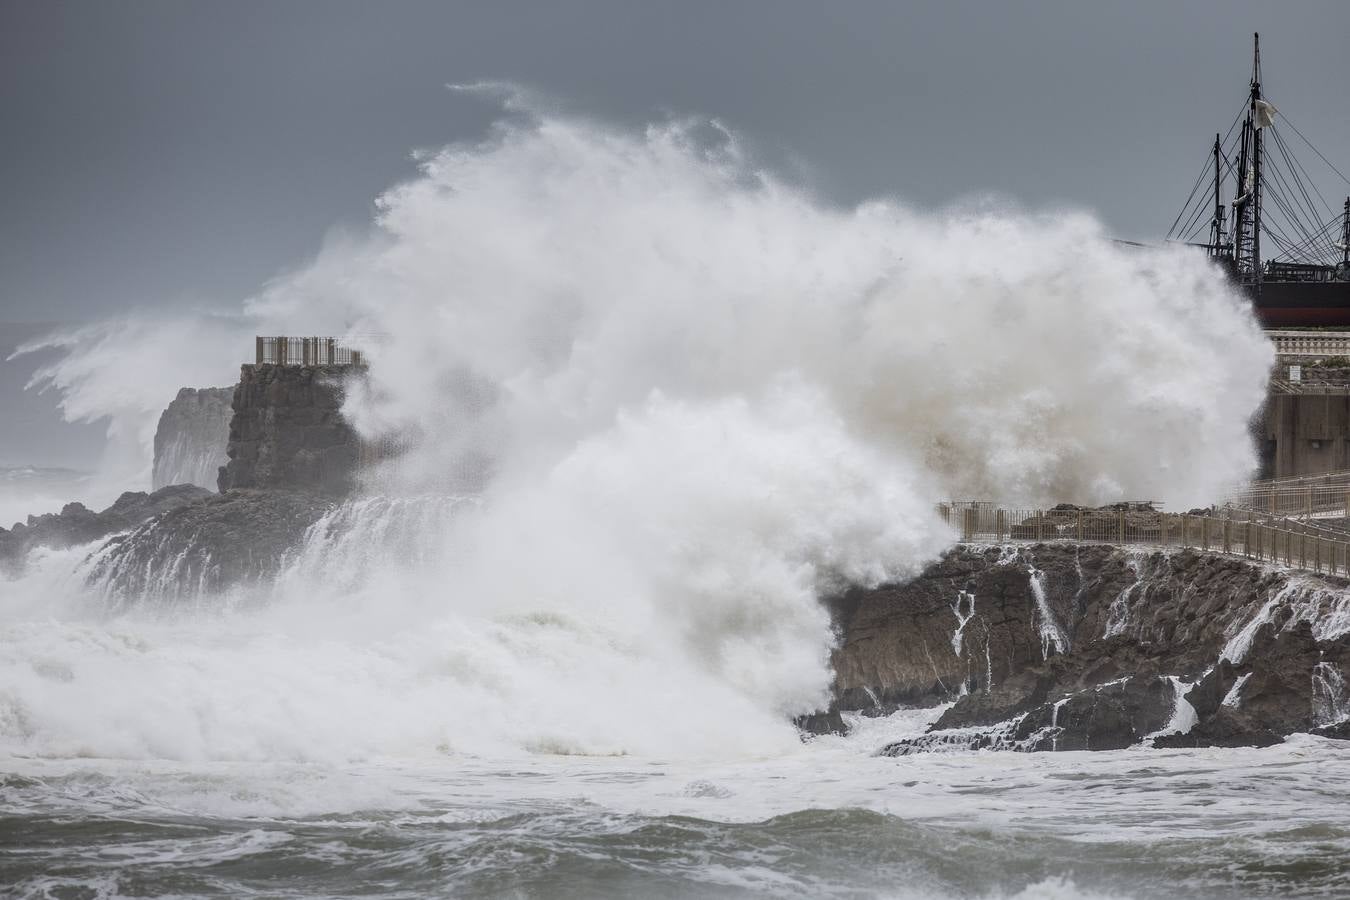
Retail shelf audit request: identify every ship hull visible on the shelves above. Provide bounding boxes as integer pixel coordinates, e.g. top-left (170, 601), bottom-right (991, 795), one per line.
top-left (1247, 281), bottom-right (1350, 327)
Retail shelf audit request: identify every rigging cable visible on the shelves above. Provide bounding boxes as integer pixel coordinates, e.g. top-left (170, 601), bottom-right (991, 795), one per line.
top-left (1280, 112), bottom-right (1350, 189)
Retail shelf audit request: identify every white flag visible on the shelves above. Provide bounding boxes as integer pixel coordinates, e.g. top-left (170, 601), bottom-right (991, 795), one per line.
top-left (1254, 99), bottom-right (1278, 129)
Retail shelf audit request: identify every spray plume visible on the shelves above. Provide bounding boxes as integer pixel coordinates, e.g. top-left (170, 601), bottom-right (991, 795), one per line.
top-left (0, 100), bottom-right (1273, 761)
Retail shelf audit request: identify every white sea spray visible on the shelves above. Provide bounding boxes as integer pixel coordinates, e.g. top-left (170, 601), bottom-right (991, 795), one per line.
top-left (0, 99), bottom-right (1274, 762)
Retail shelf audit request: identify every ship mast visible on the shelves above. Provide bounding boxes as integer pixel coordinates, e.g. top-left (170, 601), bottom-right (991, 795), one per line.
top-left (1232, 33), bottom-right (1264, 289)
top-left (1342, 197), bottom-right (1350, 268)
top-left (1208, 133), bottom-right (1227, 257)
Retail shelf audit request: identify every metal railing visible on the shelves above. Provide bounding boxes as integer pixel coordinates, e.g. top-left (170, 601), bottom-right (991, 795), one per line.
top-left (1225, 484), bottom-right (1350, 518)
top-left (255, 336), bottom-right (364, 367)
top-left (940, 503), bottom-right (1350, 577)
top-left (1269, 378), bottom-right (1350, 395)
top-left (1244, 470), bottom-right (1350, 490)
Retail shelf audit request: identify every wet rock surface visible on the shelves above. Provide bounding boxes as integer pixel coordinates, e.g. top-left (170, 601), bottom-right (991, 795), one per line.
top-left (85, 489), bottom-right (335, 604)
top-left (152, 387), bottom-right (234, 490)
top-left (0, 484), bottom-right (213, 575)
top-left (817, 544), bottom-right (1350, 752)
top-left (217, 364), bottom-right (360, 496)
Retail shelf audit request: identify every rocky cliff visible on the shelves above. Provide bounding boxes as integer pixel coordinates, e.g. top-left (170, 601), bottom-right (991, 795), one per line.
top-left (217, 364), bottom-right (360, 495)
top-left (85, 489), bottom-right (335, 606)
top-left (152, 387), bottom-right (234, 490)
top-left (0, 484), bottom-right (212, 575)
top-left (815, 544), bottom-right (1350, 751)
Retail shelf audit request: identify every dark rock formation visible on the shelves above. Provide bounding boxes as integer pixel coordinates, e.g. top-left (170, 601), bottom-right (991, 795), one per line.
top-left (793, 709), bottom-right (848, 737)
top-left (815, 544), bottom-right (1350, 752)
top-left (85, 489), bottom-right (335, 605)
top-left (152, 387), bottom-right (234, 490)
top-left (0, 484), bottom-right (213, 574)
top-left (217, 364), bottom-right (360, 495)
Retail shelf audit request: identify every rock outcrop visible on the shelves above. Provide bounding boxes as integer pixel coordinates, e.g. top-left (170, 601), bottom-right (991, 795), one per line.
top-left (217, 364), bottom-right (360, 495)
top-left (85, 489), bottom-right (335, 605)
top-left (3, 367), bottom-right (360, 591)
top-left (811, 544), bottom-right (1350, 751)
top-left (0, 484), bottom-right (213, 574)
top-left (152, 387), bottom-right (234, 490)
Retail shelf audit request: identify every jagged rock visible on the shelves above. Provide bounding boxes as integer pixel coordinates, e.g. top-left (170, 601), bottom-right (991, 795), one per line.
top-left (883, 675), bottom-right (1177, 755)
top-left (1018, 676), bottom-right (1175, 751)
top-left (217, 364), bottom-right (360, 495)
top-left (85, 489), bottom-right (335, 604)
top-left (1311, 720), bottom-right (1350, 740)
top-left (828, 544), bottom-right (1350, 752)
top-left (0, 484), bottom-right (212, 574)
top-left (794, 709), bottom-right (849, 737)
top-left (152, 387), bottom-right (234, 490)
top-left (1153, 707), bottom-right (1284, 749)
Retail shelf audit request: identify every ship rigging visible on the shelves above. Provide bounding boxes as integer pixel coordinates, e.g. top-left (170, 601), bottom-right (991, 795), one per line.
top-left (1165, 33), bottom-right (1350, 326)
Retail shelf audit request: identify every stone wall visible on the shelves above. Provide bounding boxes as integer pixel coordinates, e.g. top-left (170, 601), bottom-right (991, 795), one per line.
top-left (217, 364), bottom-right (360, 495)
top-left (1262, 391), bottom-right (1350, 478)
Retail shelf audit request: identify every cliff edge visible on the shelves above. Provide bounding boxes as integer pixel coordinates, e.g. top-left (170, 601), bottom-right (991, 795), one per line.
top-left (152, 387), bottom-right (234, 490)
top-left (217, 363), bottom-right (360, 496)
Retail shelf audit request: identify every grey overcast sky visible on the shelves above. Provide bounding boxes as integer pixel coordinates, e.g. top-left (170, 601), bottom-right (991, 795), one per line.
top-left (2, 0), bottom-right (1348, 324)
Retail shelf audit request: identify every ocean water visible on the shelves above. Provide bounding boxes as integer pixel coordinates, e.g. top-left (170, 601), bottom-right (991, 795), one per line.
top-left (4, 523), bottom-right (1347, 899)
top-left (5, 710), bottom-right (1348, 899)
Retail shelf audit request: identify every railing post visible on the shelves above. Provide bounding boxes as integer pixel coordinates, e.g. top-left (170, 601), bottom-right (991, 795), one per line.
top-left (1181, 514), bottom-right (1189, 547)
top-left (962, 507), bottom-right (975, 541)
top-left (1158, 511), bottom-right (1166, 546)
top-left (996, 509), bottom-right (1006, 542)
top-left (1300, 532), bottom-right (1307, 569)
top-left (1223, 519), bottom-right (1231, 555)
top-left (1118, 509), bottom-right (1125, 544)
top-left (1306, 488), bottom-right (1313, 518)
top-left (1202, 516), bottom-right (1209, 552)
top-left (1035, 511), bottom-right (1044, 542)
top-left (1076, 509), bottom-right (1084, 542)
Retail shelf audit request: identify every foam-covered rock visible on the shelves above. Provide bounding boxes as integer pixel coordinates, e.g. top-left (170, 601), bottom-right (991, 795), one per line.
top-left (815, 544), bottom-right (1350, 751)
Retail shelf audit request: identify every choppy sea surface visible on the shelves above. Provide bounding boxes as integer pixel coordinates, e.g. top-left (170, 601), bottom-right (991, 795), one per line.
top-left (4, 710), bottom-right (1348, 899)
